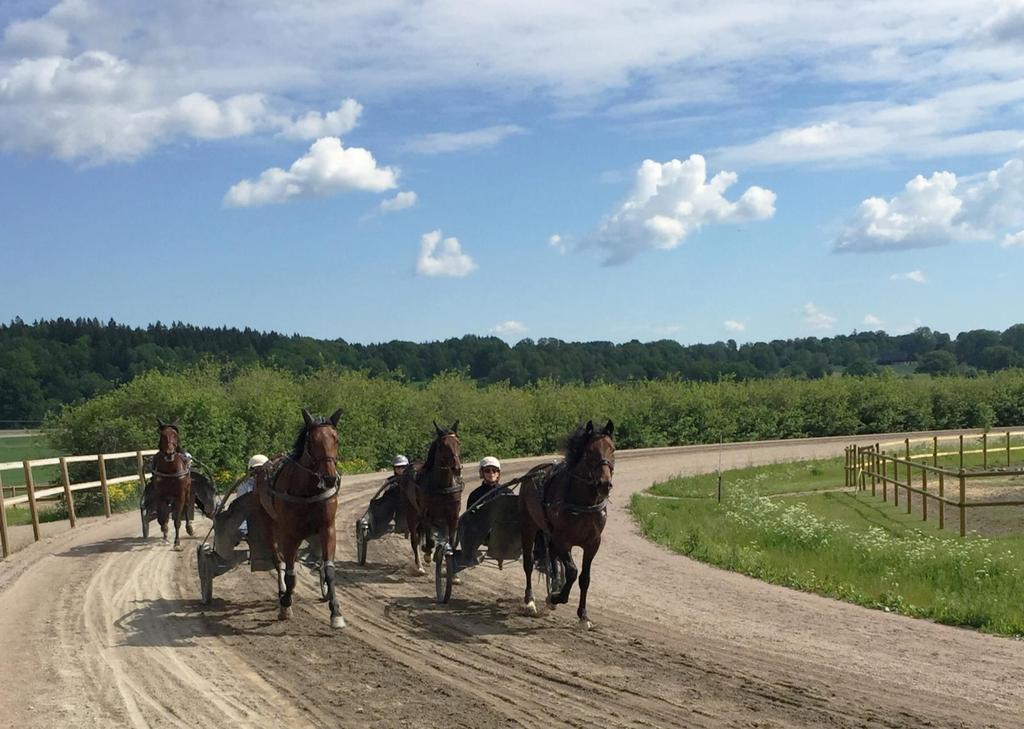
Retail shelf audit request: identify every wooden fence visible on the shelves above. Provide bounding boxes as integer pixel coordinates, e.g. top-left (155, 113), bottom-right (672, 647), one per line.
top-left (0, 448), bottom-right (158, 558)
top-left (843, 430), bottom-right (1024, 537)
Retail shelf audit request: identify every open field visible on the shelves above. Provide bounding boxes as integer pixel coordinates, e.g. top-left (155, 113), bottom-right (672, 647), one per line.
top-left (2, 432), bottom-right (1024, 728)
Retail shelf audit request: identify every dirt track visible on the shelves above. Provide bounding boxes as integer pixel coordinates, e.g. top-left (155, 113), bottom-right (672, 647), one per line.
top-left (2, 434), bottom-right (1023, 728)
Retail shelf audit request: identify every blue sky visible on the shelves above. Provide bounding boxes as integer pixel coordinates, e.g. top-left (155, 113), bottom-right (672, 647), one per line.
top-left (2, 1), bottom-right (1024, 345)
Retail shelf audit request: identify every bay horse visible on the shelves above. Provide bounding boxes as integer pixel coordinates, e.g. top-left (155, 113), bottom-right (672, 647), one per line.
top-left (151, 418), bottom-right (192, 550)
top-left (255, 408), bottom-right (345, 628)
top-left (400, 421), bottom-right (463, 575)
top-left (520, 420), bottom-right (614, 629)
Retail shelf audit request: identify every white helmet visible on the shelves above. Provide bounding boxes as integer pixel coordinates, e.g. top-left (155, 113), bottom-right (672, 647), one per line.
top-left (392, 454), bottom-right (409, 467)
top-left (479, 456), bottom-right (501, 471)
top-left (247, 454), bottom-right (269, 470)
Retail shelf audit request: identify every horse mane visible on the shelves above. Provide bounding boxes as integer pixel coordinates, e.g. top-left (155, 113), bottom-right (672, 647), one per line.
top-left (290, 417), bottom-right (330, 459)
top-left (563, 422), bottom-right (609, 468)
top-left (423, 427), bottom-right (454, 471)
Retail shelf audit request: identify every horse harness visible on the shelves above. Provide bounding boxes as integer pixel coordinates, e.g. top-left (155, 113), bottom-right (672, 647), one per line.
top-left (263, 453), bottom-right (340, 506)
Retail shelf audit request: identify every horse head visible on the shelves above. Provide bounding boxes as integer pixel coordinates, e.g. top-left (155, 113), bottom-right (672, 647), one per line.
top-left (430, 420), bottom-right (463, 484)
top-left (299, 407), bottom-right (342, 490)
top-left (572, 419), bottom-right (616, 500)
top-left (156, 418), bottom-right (180, 461)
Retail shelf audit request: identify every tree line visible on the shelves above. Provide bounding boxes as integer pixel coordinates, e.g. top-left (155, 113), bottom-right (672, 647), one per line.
top-left (3, 316), bottom-right (1024, 424)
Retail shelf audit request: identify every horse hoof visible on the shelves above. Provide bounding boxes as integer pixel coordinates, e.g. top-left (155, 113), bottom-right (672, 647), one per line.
top-left (578, 618), bottom-right (593, 631)
top-left (331, 614), bottom-right (347, 629)
top-left (278, 606), bottom-right (292, 620)
top-left (423, 552), bottom-right (433, 564)
top-left (408, 564), bottom-right (425, 576)
top-left (545, 597), bottom-right (557, 612)
top-left (523, 600), bottom-right (538, 616)
top-left (186, 525), bottom-right (195, 537)
top-left (172, 543), bottom-right (182, 552)
top-left (452, 576), bottom-right (462, 585)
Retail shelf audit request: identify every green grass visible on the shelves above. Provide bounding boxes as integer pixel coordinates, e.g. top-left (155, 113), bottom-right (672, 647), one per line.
top-left (0, 433), bottom-right (59, 487)
top-left (632, 459), bottom-right (1024, 637)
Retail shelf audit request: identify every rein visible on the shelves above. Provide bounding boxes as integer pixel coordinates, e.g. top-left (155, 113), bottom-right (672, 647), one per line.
top-left (264, 442), bottom-right (341, 506)
top-left (152, 454), bottom-right (191, 481)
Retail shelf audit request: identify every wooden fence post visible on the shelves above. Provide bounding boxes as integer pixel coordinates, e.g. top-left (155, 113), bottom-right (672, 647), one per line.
top-left (0, 470), bottom-right (9, 558)
top-left (938, 470), bottom-right (945, 530)
top-left (871, 448), bottom-right (877, 496)
top-left (883, 455), bottom-right (888, 502)
top-left (98, 454), bottom-right (111, 519)
top-left (959, 470), bottom-right (967, 538)
top-left (893, 454), bottom-right (899, 508)
top-left (922, 469), bottom-right (928, 522)
top-left (933, 436), bottom-right (938, 467)
top-left (60, 457), bottom-right (76, 528)
top-left (959, 434), bottom-right (964, 471)
top-left (905, 439), bottom-right (912, 514)
top-left (983, 432), bottom-right (988, 469)
top-left (23, 461), bottom-right (40, 542)
top-left (1008, 431), bottom-right (1012, 467)
top-left (844, 447), bottom-right (850, 488)
top-left (136, 450), bottom-right (147, 484)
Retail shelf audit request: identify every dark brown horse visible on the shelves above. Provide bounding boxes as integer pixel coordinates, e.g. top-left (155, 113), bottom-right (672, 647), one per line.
top-left (255, 408), bottom-right (345, 628)
top-left (151, 418), bottom-right (192, 550)
top-left (400, 421), bottom-right (463, 575)
top-left (520, 420), bottom-right (614, 629)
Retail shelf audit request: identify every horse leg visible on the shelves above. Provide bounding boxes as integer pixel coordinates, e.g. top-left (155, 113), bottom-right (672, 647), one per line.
top-left (576, 540), bottom-right (600, 630)
top-left (547, 539), bottom-right (578, 609)
top-left (520, 520), bottom-right (539, 615)
top-left (278, 535), bottom-right (301, 620)
top-left (447, 515), bottom-right (461, 586)
top-left (406, 508), bottom-right (424, 575)
top-left (185, 484), bottom-right (195, 537)
top-left (171, 497), bottom-right (184, 550)
top-left (157, 499), bottom-right (170, 543)
top-left (321, 525), bottom-right (345, 629)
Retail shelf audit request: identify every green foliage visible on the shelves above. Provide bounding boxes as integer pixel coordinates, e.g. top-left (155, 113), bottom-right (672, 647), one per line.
top-left (44, 365), bottom-right (1024, 472)
top-left (633, 462), bottom-right (1024, 636)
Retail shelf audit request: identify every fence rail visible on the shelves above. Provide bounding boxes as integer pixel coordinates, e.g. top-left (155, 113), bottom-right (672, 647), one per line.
top-left (0, 448), bottom-right (158, 558)
top-left (844, 430), bottom-right (1024, 537)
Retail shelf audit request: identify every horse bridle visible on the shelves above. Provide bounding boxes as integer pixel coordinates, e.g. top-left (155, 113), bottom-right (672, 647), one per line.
top-left (564, 439), bottom-right (614, 515)
top-left (285, 425), bottom-right (340, 494)
top-left (421, 434), bottom-right (464, 494)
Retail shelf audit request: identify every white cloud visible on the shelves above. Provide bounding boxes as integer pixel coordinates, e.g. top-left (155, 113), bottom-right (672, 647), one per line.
top-left (1003, 231), bottom-right (1024, 247)
top-left (491, 320), bottom-right (527, 336)
top-left (224, 136), bottom-right (398, 207)
top-left (802, 302), bottom-right (837, 331)
top-left (548, 234), bottom-right (567, 253)
top-left (279, 98), bottom-right (362, 140)
top-left (379, 190), bottom-right (417, 212)
top-left (724, 320), bottom-right (745, 332)
top-left (404, 124), bottom-right (525, 154)
top-left (891, 270), bottom-right (927, 284)
top-left (835, 158), bottom-right (1024, 252)
top-left (863, 314), bottom-right (884, 327)
top-left (415, 230), bottom-right (477, 277)
top-left (582, 154), bottom-right (776, 264)
top-left (3, 18), bottom-right (70, 55)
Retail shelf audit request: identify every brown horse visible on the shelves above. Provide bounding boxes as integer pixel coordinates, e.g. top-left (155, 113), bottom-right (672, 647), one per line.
top-left (256, 408), bottom-right (345, 628)
top-left (151, 418), bottom-right (193, 550)
top-left (520, 420), bottom-right (614, 629)
top-left (400, 421), bottom-right (463, 575)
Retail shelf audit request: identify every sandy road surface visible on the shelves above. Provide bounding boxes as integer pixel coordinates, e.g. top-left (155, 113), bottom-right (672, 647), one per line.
top-left (2, 432), bottom-right (1023, 729)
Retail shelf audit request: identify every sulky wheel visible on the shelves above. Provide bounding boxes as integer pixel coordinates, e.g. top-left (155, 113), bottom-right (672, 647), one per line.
top-left (434, 544), bottom-right (454, 604)
top-left (318, 561), bottom-right (329, 600)
top-left (355, 521), bottom-right (368, 566)
top-left (197, 544), bottom-right (214, 604)
top-left (141, 504), bottom-right (150, 539)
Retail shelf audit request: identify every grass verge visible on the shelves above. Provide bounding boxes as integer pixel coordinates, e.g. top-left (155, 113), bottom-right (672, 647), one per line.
top-left (631, 458), bottom-right (1024, 637)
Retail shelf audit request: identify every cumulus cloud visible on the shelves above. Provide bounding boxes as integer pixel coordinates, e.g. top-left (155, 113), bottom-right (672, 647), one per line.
top-left (724, 320), bottom-right (746, 332)
top-left (379, 190), bottom-right (417, 212)
top-left (863, 314), bottom-right (884, 327)
top-left (835, 158), bottom-right (1024, 252)
top-left (404, 124), bottom-right (525, 154)
top-left (802, 302), bottom-right (837, 331)
top-left (491, 320), bottom-right (527, 336)
top-left (279, 98), bottom-right (362, 140)
top-left (224, 136), bottom-right (398, 207)
top-left (0, 47), bottom-right (368, 163)
top-left (548, 234), bottom-right (567, 253)
top-left (415, 230), bottom-right (477, 277)
top-left (581, 154), bottom-right (775, 264)
top-left (891, 270), bottom-right (926, 283)
top-left (1003, 231), bottom-right (1024, 248)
